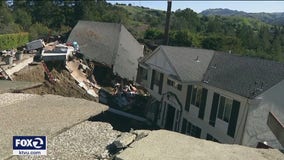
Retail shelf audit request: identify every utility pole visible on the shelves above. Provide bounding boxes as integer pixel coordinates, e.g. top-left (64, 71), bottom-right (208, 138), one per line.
top-left (164, 0), bottom-right (172, 45)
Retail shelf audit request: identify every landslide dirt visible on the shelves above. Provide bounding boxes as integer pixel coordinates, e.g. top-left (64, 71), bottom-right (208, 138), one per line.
top-left (13, 62), bottom-right (98, 101)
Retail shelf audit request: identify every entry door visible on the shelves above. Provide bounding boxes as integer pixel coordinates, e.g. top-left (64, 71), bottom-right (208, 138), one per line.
top-left (165, 104), bottom-right (176, 131)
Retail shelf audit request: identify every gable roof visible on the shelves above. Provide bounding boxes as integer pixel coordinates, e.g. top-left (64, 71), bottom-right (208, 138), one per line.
top-left (203, 52), bottom-right (284, 98)
top-left (142, 45), bottom-right (284, 98)
top-left (67, 20), bottom-right (143, 80)
top-left (68, 21), bottom-right (121, 65)
top-left (143, 45), bottom-right (215, 82)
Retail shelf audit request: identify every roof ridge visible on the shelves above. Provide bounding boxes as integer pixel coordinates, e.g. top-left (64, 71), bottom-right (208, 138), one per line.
top-left (139, 46), bottom-right (161, 63)
top-left (160, 46), bottom-right (182, 81)
top-left (213, 50), bottom-right (284, 65)
top-left (202, 51), bottom-right (218, 82)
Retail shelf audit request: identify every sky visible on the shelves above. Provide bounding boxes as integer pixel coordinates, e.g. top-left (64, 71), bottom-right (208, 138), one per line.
top-left (107, 1), bottom-right (284, 13)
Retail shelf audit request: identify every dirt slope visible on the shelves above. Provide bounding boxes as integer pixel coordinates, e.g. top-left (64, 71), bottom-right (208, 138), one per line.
top-left (13, 63), bottom-right (97, 101)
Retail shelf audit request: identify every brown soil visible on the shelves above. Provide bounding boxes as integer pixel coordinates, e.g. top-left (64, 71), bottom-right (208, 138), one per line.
top-left (13, 63), bottom-right (98, 101)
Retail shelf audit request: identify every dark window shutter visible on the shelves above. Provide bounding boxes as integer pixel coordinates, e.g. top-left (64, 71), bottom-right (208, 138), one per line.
top-left (185, 85), bottom-right (193, 111)
top-left (227, 100), bottom-right (240, 138)
top-left (136, 66), bottom-right (141, 83)
top-left (181, 118), bottom-right (187, 134)
top-left (191, 88), bottom-right (197, 105)
top-left (196, 127), bottom-right (201, 138)
top-left (198, 88), bottom-right (208, 119)
top-left (158, 73), bottom-right (164, 94)
top-left (209, 93), bottom-right (220, 126)
top-left (150, 70), bottom-right (156, 90)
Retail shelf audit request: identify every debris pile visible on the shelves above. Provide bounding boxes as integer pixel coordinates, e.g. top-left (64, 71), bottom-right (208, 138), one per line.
top-left (66, 59), bottom-right (100, 98)
top-left (1, 36), bottom-right (149, 116)
top-left (41, 41), bottom-right (76, 62)
top-left (12, 63), bottom-right (97, 101)
top-left (0, 49), bottom-right (30, 80)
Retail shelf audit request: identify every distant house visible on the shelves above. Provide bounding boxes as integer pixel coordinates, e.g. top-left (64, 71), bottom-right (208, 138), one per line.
top-left (137, 45), bottom-right (284, 149)
top-left (68, 20), bottom-right (144, 81)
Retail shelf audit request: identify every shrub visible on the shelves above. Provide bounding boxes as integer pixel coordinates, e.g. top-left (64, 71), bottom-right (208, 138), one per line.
top-left (0, 32), bottom-right (29, 50)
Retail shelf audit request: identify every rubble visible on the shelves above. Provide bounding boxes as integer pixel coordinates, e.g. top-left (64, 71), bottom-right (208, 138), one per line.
top-left (131, 130), bottom-right (150, 141)
top-left (66, 59), bottom-right (100, 98)
top-left (41, 42), bottom-right (75, 62)
top-left (26, 39), bottom-right (45, 52)
top-left (113, 132), bottom-right (137, 149)
top-left (0, 50), bottom-right (34, 80)
top-left (12, 63), bottom-right (98, 101)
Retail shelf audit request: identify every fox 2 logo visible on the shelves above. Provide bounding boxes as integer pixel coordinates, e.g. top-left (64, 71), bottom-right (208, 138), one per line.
top-left (13, 136), bottom-right (46, 150)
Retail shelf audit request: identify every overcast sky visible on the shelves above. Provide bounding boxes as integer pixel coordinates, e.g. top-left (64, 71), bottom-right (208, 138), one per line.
top-left (107, 1), bottom-right (284, 13)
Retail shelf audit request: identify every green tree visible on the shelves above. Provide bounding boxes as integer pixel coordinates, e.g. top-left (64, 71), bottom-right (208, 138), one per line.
top-left (0, 2), bottom-right (14, 25)
top-left (258, 26), bottom-right (272, 52)
top-left (201, 34), bottom-right (223, 50)
top-left (144, 28), bottom-right (163, 40)
top-left (172, 8), bottom-right (201, 32)
top-left (13, 9), bottom-right (32, 30)
top-left (170, 30), bottom-right (193, 47)
top-left (206, 16), bottom-right (223, 33)
top-left (28, 23), bottom-right (49, 40)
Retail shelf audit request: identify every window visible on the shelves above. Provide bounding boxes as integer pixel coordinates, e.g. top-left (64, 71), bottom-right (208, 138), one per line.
top-left (167, 79), bottom-right (182, 91)
top-left (137, 66), bottom-right (148, 83)
top-left (161, 102), bottom-right (166, 124)
top-left (191, 86), bottom-right (203, 107)
top-left (140, 67), bottom-right (148, 80)
top-left (150, 70), bottom-right (164, 94)
top-left (167, 79), bottom-right (174, 86)
top-left (185, 85), bottom-right (208, 113)
top-left (177, 84), bottom-right (182, 90)
top-left (153, 71), bottom-right (161, 86)
top-left (217, 96), bottom-right (233, 123)
top-left (181, 118), bottom-right (201, 138)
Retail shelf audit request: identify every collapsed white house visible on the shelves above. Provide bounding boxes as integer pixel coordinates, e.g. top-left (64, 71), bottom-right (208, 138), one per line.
top-left (67, 20), bottom-right (144, 81)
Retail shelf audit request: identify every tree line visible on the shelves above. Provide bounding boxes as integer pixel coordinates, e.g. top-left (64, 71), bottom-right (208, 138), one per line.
top-left (0, 0), bottom-right (127, 40)
top-left (144, 8), bottom-right (284, 61)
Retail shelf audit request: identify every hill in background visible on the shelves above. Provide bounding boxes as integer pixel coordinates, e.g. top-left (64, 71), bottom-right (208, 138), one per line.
top-left (201, 8), bottom-right (284, 25)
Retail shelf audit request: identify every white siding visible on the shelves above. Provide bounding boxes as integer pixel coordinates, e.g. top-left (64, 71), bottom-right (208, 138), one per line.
top-left (181, 85), bottom-right (248, 144)
top-left (146, 50), bottom-right (176, 76)
top-left (153, 74), bottom-right (186, 128)
top-left (139, 59), bottom-right (284, 150)
top-left (143, 66), bottom-right (249, 144)
top-left (242, 79), bottom-right (284, 149)
top-left (114, 26), bottom-right (144, 80)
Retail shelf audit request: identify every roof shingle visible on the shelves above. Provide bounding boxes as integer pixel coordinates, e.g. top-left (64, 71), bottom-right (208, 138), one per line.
top-left (203, 52), bottom-right (284, 98)
top-left (144, 45), bottom-right (214, 82)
